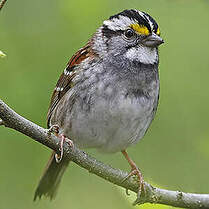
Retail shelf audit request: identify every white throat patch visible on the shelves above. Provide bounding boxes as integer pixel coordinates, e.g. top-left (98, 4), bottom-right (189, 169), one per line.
top-left (125, 46), bottom-right (158, 64)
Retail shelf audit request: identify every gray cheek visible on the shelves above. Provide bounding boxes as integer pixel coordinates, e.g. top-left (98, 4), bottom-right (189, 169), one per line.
top-left (107, 36), bottom-right (128, 53)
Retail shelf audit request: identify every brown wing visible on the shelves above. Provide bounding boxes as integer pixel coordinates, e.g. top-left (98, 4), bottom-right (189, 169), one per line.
top-left (46, 43), bottom-right (92, 128)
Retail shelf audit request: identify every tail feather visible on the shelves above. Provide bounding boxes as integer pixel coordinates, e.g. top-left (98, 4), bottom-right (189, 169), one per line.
top-left (34, 151), bottom-right (70, 201)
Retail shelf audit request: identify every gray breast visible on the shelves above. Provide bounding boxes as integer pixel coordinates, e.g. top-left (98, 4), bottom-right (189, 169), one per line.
top-left (51, 59), bottom-right (159, 153)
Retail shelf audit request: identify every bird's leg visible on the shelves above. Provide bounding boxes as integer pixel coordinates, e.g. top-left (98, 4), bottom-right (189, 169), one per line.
top-left (48, 125), bottom-right (74, 163)
top-left (121, 150), bottom-right (145, 198)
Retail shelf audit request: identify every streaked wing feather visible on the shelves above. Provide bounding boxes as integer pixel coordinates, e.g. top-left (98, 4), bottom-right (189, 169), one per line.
top-left (47, 43), bottom-right (91, 127)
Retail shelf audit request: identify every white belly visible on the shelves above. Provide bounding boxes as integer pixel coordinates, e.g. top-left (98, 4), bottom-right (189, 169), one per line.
top-left (65, 92), bottom-right (156, 153)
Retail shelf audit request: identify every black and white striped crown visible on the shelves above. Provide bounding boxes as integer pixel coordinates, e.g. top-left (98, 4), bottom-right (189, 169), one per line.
top-left (103, 9), bottom-right (160, 36)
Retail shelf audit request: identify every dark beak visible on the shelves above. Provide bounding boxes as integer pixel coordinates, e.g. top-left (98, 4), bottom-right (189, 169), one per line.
top-left (142, 33), bottom-right (164, 47)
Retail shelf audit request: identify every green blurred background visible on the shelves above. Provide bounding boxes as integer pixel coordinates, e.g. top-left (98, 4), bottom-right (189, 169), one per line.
top-left (1, 0), bottom-right (209, 208)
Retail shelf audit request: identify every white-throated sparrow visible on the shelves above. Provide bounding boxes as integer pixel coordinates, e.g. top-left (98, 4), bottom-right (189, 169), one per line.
top-left (34, 9), bottom-right (164, 200)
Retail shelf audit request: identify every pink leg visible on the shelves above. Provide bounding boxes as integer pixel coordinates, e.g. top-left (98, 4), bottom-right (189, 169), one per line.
top-left (55, 134), bottom-right (74, 163)
top-left (48, 125), bottom-right (74, 163)
top-left (121, 150), bottom-right (145, 197)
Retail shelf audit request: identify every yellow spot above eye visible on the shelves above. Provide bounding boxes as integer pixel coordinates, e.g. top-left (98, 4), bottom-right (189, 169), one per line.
top-left (130, 24), bottom-right (150, 36)
top-left (156, 27), bottom-right (160, 36)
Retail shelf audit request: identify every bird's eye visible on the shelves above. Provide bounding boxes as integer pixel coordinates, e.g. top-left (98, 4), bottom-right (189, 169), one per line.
top-left (123, 29), bottom-right (136, 40)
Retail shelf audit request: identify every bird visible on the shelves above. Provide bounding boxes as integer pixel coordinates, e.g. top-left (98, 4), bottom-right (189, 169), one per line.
top-left (34, 9), bottom-right (164, 201)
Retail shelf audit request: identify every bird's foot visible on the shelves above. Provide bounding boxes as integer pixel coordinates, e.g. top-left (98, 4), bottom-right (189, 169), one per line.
top-left (122, 164), bottom-right (145, 199)
top-left (48, 124), bottom-right (60, 135)
top-left (121, 150), bottom-right (146, 202)
top-left (48, 125), bottom-right (74, 163)
top-left (55, 134), bottom-right (74, 163)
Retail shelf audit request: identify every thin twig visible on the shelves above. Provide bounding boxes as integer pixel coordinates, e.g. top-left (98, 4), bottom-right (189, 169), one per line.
top-left (0, 98), bottom-right (209, 208)
top-left (0, 0), bottom-right (7, 11)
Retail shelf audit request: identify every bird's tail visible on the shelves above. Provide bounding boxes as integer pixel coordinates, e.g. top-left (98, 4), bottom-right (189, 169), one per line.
top-left (34, 151), bottom-right (70, 201)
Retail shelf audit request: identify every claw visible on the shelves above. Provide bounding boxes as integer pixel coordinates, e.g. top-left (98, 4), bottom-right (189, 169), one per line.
top-left (122, 166), bottom-right (145, 195)
top-left (125, 188), bottom-right (130, 196)
top-left (122, 169), bottom-right (137, 183)
top-left (55, 134), bottom-right (74, 163)
top-left (48, 125), bottom-right (74, 163)
top-left (48, 124), bottom-right (59, 135)
top-left (121, 150), bottom-right (146, 200)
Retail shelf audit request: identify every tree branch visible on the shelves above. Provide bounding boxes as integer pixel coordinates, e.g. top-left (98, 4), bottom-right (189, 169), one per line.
top-left (0, 0), bottom-right (7, 11)
top-left (0, 98), bottom-right (208, 208)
